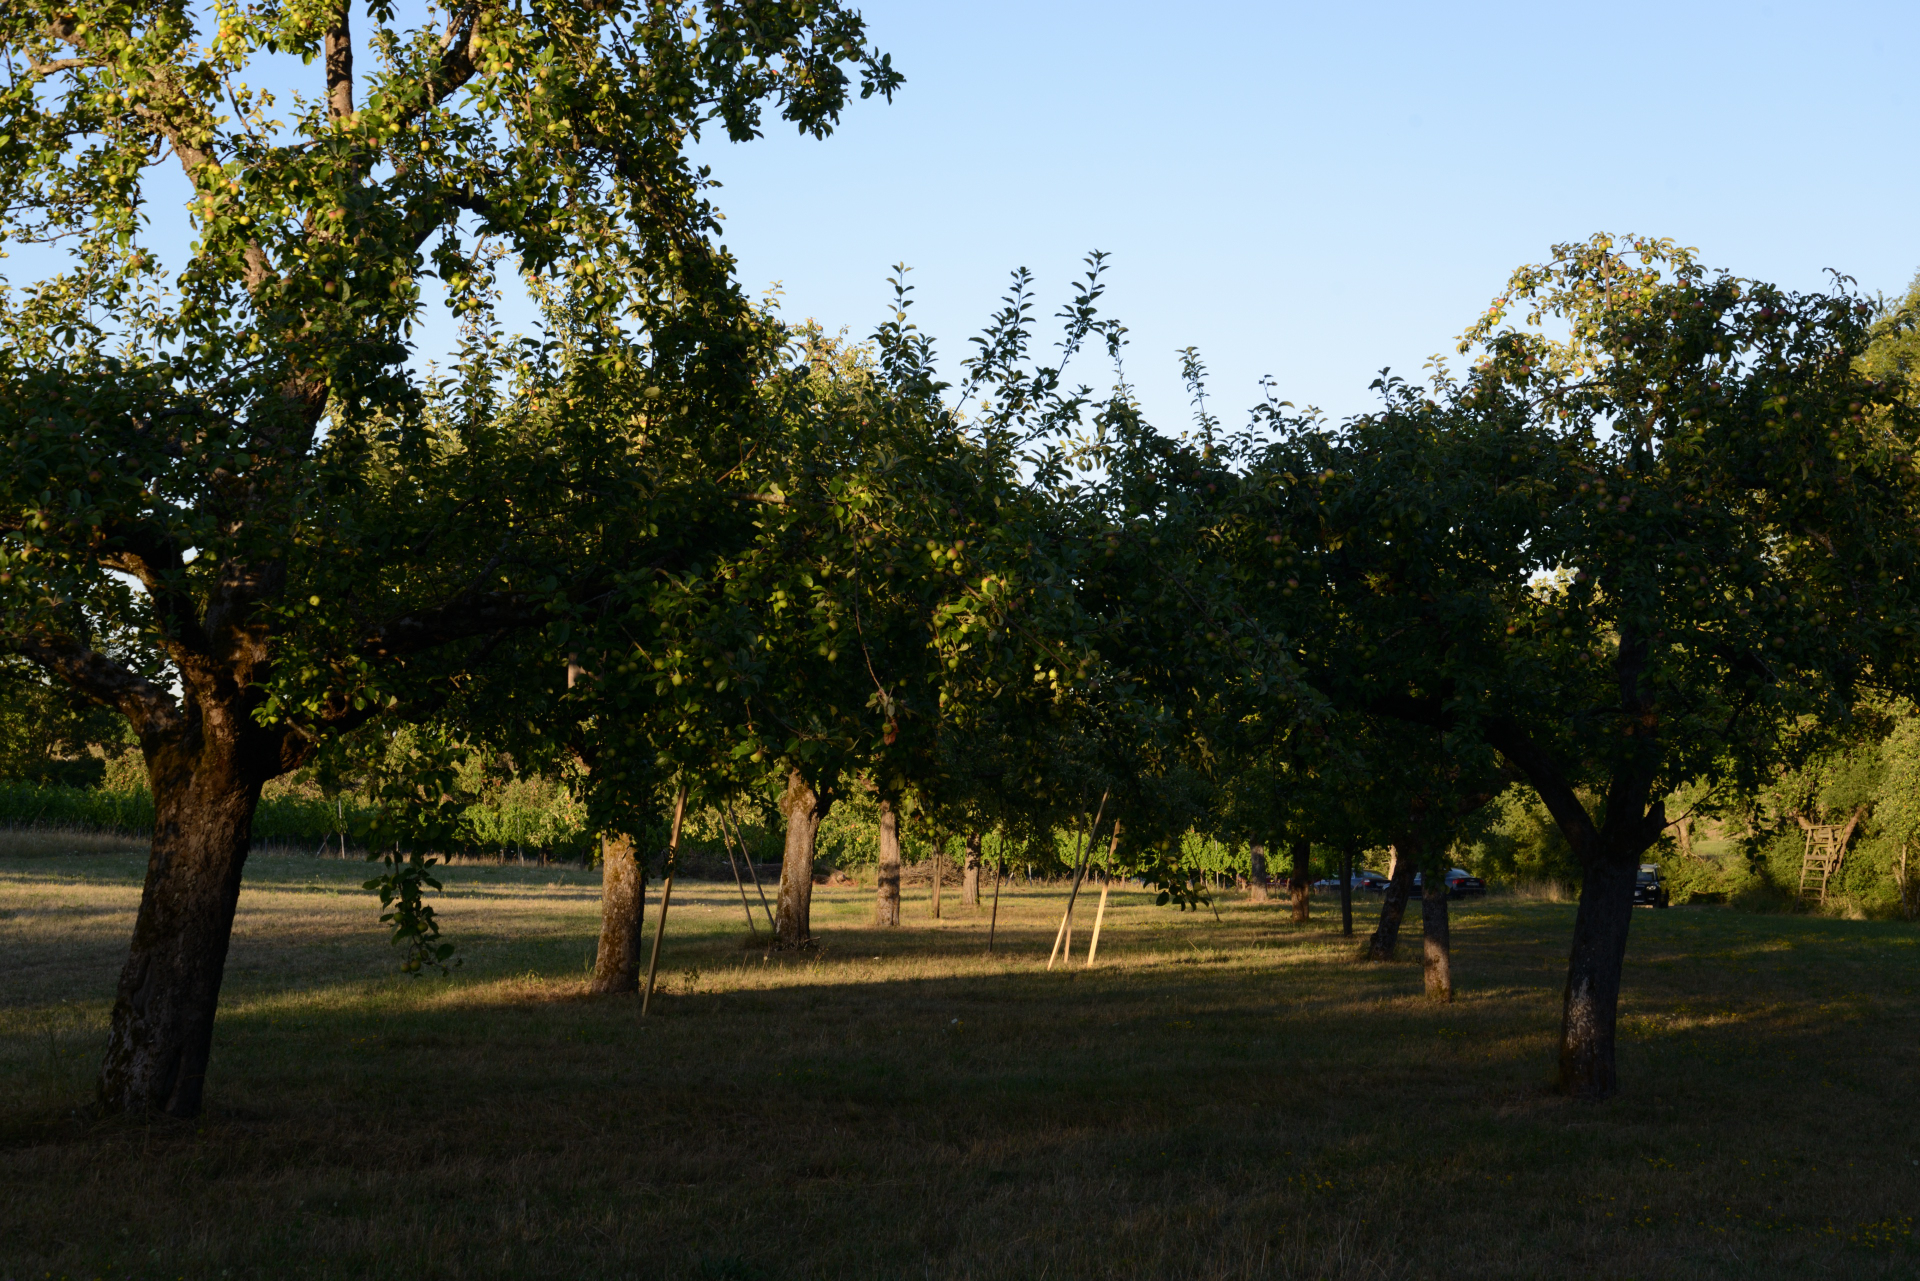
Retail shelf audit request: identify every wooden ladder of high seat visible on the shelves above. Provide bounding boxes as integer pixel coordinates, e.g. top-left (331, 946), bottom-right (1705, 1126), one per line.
top-left (1796, 809), bottom-right (1865, 904)
top-left (1798, 827), bottom-right (1844, 902)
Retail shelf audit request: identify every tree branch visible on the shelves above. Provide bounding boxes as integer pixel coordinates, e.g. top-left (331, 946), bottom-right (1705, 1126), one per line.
top-left (325, 7), bottom-right (354, 122)
top-left (1483, 717), bottom-right (1600, 862)
top-left (9, 632), bottom-right (183, 739)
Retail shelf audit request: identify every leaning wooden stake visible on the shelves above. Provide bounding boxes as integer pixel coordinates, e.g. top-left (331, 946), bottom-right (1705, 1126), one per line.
top-left (640, 786), bottom-right (690, 1017)
top-left (725, 805), bottom-right (776, 930)
top-left (723, 835), bottom-right (758, 934)
top-left (1085, 879), bottom-right (1111, 967)
top-left (1048, 792), bottom-right (1109, 970)
top-left (1082, 823), bottom-right (1123, 967)
top-left (987, 854), bottom-right (1005, 953)
top-left (1339, 845), bottom-right (1355, 938)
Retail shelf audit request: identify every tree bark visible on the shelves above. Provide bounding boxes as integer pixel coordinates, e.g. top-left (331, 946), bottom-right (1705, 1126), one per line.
top-left (1421, 870), bottom-right (1452, 1001)
top-left (1288, 837), bottom-right (1311, 923)
top-left (1365, 842), bottom-right (1416, 961)
top-left (1558, 856), bottom-right (1636, 1096)
top-left (1248, 843), bottom-right (1270, 902)
top-left (589, 832), bottom-right (646, 994)
top-left (963, 831), bottom-right (982, 907)
top-left (97, 742), bottom-right (264, 1117)
top-left (775, 769), bottom-right (830, 948)
top-left (1485, 713), bottom-right (1666, 1100)
top-left (874, 798), bottom-right (901, 927)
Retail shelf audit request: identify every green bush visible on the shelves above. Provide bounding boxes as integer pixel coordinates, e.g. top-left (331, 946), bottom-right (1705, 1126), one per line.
top-left (0, 780), bottom-right (367, 848)
top-left (0, 781), bottom-right (154, 833)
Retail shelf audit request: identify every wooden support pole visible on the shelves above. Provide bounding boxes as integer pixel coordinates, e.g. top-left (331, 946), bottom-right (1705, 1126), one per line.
top-left (1085, 879), bottom-right (1110, 968)
top-left (725, 805), bottom-right (776, 930)
top-left (988, 854), bottom-right (1004, 953)
top-left (724, 831), bottom-right (758, 934)
top-left (1048, 792), bottom-right (1108, 970)
top-left (1340, 845), bottom-right (1355, 938)
top-left (640, 786), bottom-right (689, 1017)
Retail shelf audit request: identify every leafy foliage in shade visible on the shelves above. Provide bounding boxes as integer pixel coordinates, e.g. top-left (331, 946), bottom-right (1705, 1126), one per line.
top-left (0, 656), bottom-right (130, 787)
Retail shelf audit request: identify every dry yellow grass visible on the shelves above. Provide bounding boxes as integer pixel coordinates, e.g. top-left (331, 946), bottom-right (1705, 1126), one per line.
top-left (0, 824), bottom-right (148, 860)
top-left (2, 850), bottom-right (1918, 1279)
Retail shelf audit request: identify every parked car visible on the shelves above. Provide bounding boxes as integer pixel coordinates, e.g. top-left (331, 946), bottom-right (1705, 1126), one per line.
top-left (1408, 869), bottom-right (1486, 899)
top-left (1633, 864), bottom-right (1670, 908)
top-left (1312, 870), bottom-right (1392, 892)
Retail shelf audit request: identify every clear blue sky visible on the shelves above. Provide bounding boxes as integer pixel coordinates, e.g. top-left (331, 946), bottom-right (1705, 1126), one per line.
top-left (12, 3), bottom-right (1912, 429)
top-left (692, 0), bottom-right (1920, 427)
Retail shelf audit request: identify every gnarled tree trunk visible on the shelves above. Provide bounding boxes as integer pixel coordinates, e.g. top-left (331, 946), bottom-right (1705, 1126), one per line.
top-left (1365, 841), bottom-right (1416, 961)
top-left (963, 831), bottom-right (982, 908)
top-left (1288, 838), bottom-right (1311, 923)
top-left (590, 833), bottom-right (646, 994)
top-left (1421, 870), bottom-right (1452, 1001)
top-left (1248, 843), bottom-right (1271, 902)
top-left (1485, 713), bottom-right (1666, 1100)
top-left (1558, 855), bottom-right (1637, 1095)
top-left (98, 737), bottom-right (267, 1117)
top-left (775, 769), bottom-right (831, 948)
top-left (874, 798), bottom-right (902, 926)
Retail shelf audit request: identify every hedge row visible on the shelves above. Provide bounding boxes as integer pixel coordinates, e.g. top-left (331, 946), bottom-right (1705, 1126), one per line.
top-left (0, 782), bottom-right (355, 847)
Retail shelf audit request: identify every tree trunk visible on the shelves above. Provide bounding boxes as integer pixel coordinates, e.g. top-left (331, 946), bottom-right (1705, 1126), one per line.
top-left (589, 833), bottom-right (646, 994)
top-left (98, 747), bottom-right (263, 1117)
top-left (874, 798), bottom-right (902, 927)
top-left (775, 769), bottom-right (830, 949)
top-left (1288, 837), bottom-right (1311, 923)
top-left (1421, 871), bottom-right (1452, 1001)
top-left (1559, 855), bottom-right (1637, 1098)
top-left (963, 831), bottom-right (982, 908)
top-left (930, 849), bottom-right (944, 919)
top-left (1365, 842), bottom-right (1416, 961)
top-left (1248, 843), bottom-right (1270, 902)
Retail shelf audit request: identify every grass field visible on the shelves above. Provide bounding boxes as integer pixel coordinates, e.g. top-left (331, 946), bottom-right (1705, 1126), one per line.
top-left (3, 847), bottom-right (1918, 1280)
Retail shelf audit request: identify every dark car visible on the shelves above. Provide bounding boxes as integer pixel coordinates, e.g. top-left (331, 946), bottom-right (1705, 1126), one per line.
top-left (1633, 864), bottom-right (1670, 908)
top-left (1409, 869), bottom-right (1486, 899)
top-left (1312, 870), bottom-right (1392, 893)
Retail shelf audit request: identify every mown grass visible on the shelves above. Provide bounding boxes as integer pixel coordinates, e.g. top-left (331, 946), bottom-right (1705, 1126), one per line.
top-left (2, 844), bottom-right (1917, 1280)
